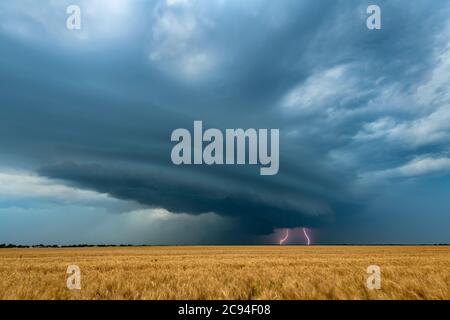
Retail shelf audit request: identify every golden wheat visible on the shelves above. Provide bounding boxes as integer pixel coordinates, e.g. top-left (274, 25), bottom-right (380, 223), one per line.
top-left (0, 246), bottom-right (449, 300)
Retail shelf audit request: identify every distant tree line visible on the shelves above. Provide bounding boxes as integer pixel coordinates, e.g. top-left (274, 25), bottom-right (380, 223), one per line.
top-left (0, 244), bottom-right (140, 248)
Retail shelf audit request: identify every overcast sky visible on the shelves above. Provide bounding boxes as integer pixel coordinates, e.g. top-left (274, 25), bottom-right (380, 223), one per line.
top-left (0, 0), bottom-right (449, 245)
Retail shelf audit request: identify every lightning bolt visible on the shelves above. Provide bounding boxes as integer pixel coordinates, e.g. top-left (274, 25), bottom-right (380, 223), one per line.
top-left (303, 228), bottom-right (311, 246)
top-left (279, 229), bottom-right (289, 245)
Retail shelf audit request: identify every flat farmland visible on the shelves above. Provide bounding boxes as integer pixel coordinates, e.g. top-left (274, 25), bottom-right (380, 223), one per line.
top-left (0, 246), bottom-right (449, 300)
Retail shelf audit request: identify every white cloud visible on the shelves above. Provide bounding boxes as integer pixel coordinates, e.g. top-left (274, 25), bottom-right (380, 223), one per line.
top-left (354, 106), bottom-right (450, 148)
top-left (0, 170), bottom-right (119, 207)
top-left (354, 117), bottom-right (398, 141)
top-left (415, 44), bottom-right (450, 106)
top-left (397, 157), bottom-right (450, 176)
top-left (361, 156), bottom-right (450, 182)
top-left (281, 65), bottom-right (372, 114)
top-left (354, 41), bottom-right (450, 149)
top-left (148, 0), bottom-right (219, 80)
top-left (388, 106), bottom-right (450, 147)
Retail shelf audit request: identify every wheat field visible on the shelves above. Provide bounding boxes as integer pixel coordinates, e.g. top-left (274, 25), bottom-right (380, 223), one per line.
top-left (0, 246), bottom-right (449, 300)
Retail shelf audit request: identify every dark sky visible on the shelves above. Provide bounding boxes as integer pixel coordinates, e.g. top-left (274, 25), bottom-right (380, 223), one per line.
top-left (0, 0), bottom-right (449, 245)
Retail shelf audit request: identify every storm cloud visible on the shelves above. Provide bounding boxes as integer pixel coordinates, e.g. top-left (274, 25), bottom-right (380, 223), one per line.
top-left (1, 0), bottom-right (449, 243)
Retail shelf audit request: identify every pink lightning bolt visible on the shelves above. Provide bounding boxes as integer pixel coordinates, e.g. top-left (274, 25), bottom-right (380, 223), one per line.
top-left (303, 228), bottom-right (311, 246)
top-left (279, 229), bottom-right (289, 245)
